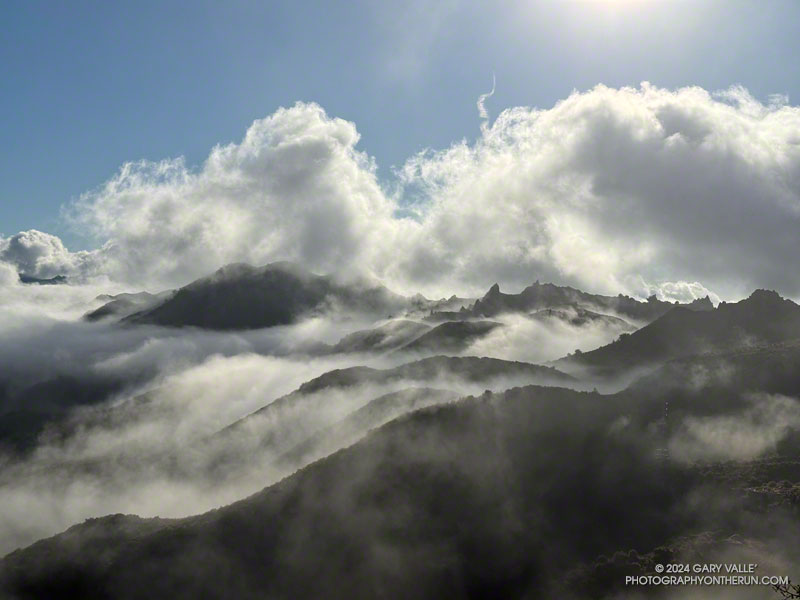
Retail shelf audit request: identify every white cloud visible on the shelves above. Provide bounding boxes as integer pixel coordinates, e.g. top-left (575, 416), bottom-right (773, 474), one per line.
top-left (0, 261), bottom-right (18, 287)
top-left (644, 280), bottom-right (720, 304)
top-left (7, 83), bottom-right (800, 299)
top-left (0, 230), bottom-right (101, 281)
top-left (391, 83), bottom-right (800, 298)
top-left (464, 312), bottom-right (632, 366)
top-left (66, 102), bottom-right (403, 289)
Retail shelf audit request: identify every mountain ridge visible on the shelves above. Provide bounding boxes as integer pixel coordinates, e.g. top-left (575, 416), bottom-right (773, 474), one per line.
top-left (427, 280), bottom-right (713, 323)
top-left (556, 288), bottom-right (800, 376)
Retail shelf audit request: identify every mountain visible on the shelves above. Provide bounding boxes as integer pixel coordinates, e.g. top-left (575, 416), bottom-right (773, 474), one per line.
top-left (84, 291), bottom-right (173, 322)
top-left (215, 355), bottom-right (578, 460)
top-left (557, 289), bottom-right (800, 377)
top-left (287, 355), bottom-right (576, 396)
top-left (411, 294), bottom-right (476, 319)
top-left (120, 262), bottom-right (410, 330)
top-left (4, 382), bottom-right (795, 599)
top-left (331, 320), bottom-right (431, 353)
top-left (397, 320), bottom-right (503, 354)
top-left (628, 338), bottom-right (800, 399)
top-left (428, 280), bottom-right (713, 323)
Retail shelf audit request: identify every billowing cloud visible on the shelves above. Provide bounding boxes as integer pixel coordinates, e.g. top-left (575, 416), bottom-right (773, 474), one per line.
top-left (66, 102), bottom-right (403, 289)
top-left (6, 83), bottom-right (800, 299)
top-left (644, 280), bottom-right (720, 305)
top-left (0, 230), bottom-right (100, 281)
top-left (393, 83), bottom-right (800, 299)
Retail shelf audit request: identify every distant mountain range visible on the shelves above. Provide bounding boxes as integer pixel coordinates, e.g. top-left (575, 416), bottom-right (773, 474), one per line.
top-left (85, 262), bottom-right (481, 331)
top-left (85, 262), bottom-right (712, 333)
top-left (427, 281), bottom-right (713, 323)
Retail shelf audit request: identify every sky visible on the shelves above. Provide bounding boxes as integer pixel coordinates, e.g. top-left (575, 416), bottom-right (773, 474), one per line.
top-left (2, 0), bottom-right (800, 299)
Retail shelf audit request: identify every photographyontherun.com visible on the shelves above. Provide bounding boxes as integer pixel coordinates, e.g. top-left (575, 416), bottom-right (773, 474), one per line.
top-left (626, 575), bottom-right (789, 587)
top-left (626, 564), bottom-right (788, 587)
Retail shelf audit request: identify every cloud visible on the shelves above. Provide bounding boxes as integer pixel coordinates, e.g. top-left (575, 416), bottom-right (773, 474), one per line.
top-left (669, 393), bottom-right (800, 463)
top-left (464, 311), bottom-right (631, 366)
top-left (0, 262), bottom-right (18, 288)
top-left (65, 102), bottom-right (403, 289)
top-left (642, 280), bottom-right (720, 304)
top-left (0, 318), bottom-right (382, 553)
top-left (0, 230), bottom-right (100, 281)
top-left (477, 73), bottom-right (495, 122)
top-left (393, 83), bottom-right (800, 299)
top-left (7, 83), bottom-right (800, 299)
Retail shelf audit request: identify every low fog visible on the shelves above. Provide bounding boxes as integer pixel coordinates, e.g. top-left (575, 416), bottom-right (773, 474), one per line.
top-left (0, 280), bottom-right (617, 554)
top-left (465, 310), bottom-right (635, 365)
top-left (1, 272), bottom-right (800, 600)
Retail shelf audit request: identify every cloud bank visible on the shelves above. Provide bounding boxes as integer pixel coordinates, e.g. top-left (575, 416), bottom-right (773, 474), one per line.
top-left (4, 83), bottom-right (800, 299)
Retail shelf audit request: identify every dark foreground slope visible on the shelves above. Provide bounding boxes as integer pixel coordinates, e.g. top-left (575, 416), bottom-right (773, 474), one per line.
top-left (4, 380), bottom-right (799, 600)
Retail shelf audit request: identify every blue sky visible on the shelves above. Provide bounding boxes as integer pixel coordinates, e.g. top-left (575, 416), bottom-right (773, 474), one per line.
top-left (2, 0), bottom-right (800, 250)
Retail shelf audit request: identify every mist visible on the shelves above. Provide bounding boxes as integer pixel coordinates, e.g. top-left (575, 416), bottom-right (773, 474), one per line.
top-left (465, 310), bottom-right (635, 365)
top-left (0, 280), bottom-right (599, 554)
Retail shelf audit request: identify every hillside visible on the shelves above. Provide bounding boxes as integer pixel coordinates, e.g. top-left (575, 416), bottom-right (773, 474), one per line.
top-left (216, 355), bottom-right (578, 458)
top-left (84, 291), bottom-right (173, 322)
top-left (331, 320), bottom-right (431, 353)
top-left (119, 262), bottom-right (409, 330)
top-left (3, 382), bottom-right (798, 599)
top-left (397, 320), bottom-right (503, 354)
top-left (556, 289), bottom-right (800, 376)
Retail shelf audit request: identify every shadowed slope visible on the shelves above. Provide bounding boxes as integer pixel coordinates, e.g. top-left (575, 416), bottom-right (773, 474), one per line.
top-left (556, 289), bottom-right (800, 377)
top-left (397, 321), bottom-right (503, 354)
top-left (122, 262), bottom-right (408, 330)
top-left (6, 380), bottom-right (796, 599)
